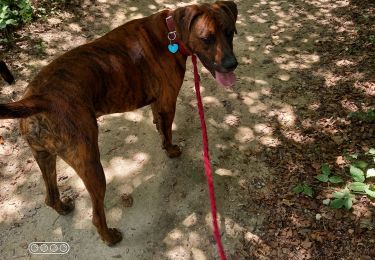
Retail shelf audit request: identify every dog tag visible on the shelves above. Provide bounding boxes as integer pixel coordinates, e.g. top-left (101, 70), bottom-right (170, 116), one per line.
top-left (168, 43), bottom-right (179, 54)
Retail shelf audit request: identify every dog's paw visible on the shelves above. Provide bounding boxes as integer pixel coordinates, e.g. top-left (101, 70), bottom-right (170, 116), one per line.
top-left (46, 197), bottom-right (75, 215)
top-left (166, 145), bottom-right (182, 158)
top-left (57, 197), bottom-right (75, 215)
top-left (104, 228), bottom-right (123, 246)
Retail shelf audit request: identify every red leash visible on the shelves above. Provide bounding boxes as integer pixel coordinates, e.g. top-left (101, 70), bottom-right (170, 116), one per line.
top-left (192, 55), bottom-right (227, 260)
top-left (166, 13), bottom-right (227, 259)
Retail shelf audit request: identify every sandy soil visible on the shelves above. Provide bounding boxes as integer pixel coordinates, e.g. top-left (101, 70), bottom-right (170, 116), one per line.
top-left (1, 0), bottom-right (373, 259)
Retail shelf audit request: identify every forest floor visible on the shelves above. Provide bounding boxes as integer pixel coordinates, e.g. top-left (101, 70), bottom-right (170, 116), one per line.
top-left (0, 0), bottom-right (374, 259)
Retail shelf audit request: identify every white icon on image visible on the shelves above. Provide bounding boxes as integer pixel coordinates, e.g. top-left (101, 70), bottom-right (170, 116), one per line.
top-left (40, 244), bottom-right (48, 252)
top-left (50, 244), bottom-right (58, 253)
top-left (28, 242), bottom-right (70, 254)
top-left (29, 243), bottom-right (39, 253)
top-left (60, 243), bottom-right (68, 253)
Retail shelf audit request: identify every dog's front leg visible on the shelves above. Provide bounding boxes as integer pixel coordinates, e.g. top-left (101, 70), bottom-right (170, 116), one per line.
top-left (151, 101), bottom-right (181, 158)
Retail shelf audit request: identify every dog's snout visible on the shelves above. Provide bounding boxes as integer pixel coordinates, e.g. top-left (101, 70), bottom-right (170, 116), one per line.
top-left (221, 56), bottom-right (238, 71)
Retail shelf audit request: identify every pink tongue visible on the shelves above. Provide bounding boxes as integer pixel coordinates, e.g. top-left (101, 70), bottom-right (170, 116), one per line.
top-left (215, 71), bottom-right (236, 88)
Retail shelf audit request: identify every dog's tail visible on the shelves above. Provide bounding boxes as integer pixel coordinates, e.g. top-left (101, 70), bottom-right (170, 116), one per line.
top-left (0, 95), bottom-right (48, 119)
top-left (0, 60), bottom-right (15, 85)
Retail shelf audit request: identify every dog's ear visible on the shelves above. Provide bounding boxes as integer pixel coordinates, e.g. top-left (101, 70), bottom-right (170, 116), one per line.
top-left (173, 5), bottom-right (202, 41)
top-left (215, 1), bottom-right (238, 34)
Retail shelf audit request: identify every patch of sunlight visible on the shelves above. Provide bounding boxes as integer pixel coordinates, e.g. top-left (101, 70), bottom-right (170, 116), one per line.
top-left (225, 217), bottom-right (245, 238)
top-left (282, 130), bottom-right (315, 144)
top-left (104, 155), bottom-right (148, 184)
top-left (191, 248), bottom-right (206, 260)
top-left (224, 114), bottom-right (240, 127)
top-left (261, 87), bottom-right (271, 96)
top-left (235, 19), bottom-right (247, 26)
top-left (183, 213), bottom-right (198, 227)
top-left (254, 123), bottom-right (273, 135)
top-left (52, 227), bottom-right (63, 237)
top-left (117, 183), bottom-right (133, 194)
top-left (129, 6), bottom-right (138, 12)
top-left (336, 59), bottom-right (354, 67)
top-left (164, 229), bottom-right (184, 245)
top-left (47, 17), bottom-right (62, 26)
top-left (248, 46), bottom-right (257, 51)
top-left (354, 81), bottom-right (375, 96)
top-left (274, 54), bottom-right (293, 64)
top-left (123, 110), bottom-right (144, 122)
top-left (341, 98), bottom-right (358, 112)
top-left (111, 9), bottom-right (127, 28)
top-left (73, 199), bottom-right (91, 229)
top-left (276, 105), bottom-right (296, 127)
top-left (259, 136), bottom-right (281, 147)
top-left (241, 56), bottom-right (252, 64)
top-left (148, 4), bottom-right (157, 10)
top-left (200, 66), bottom-right (210, 74)
top-left (188, 232), bottom-right (202, 248)
top-left (68, 23), bottom-right (82, 32)
top-left (215, 168), bottom-right (236, 177)
top-left (255, 79), bottom-right (269, 86)
top-left (248, 102), bottom-right (268, 114)
top-left (246, 35), bottom-right (255, 42)
top-left (298, 54), bottom-right (320, 64)
top-left (244, 231), bottom-right (262, 243)
top-left (202, 96), bottom-right (222, 107)
top-left (0, 197), bottom-right (22, 223)
top-left (125, 134), bottom-right (138, 144)
top-left (27, 59), bottom-right (49, 68)
top-left (235, 127), bottom-right (254, 143)
top-left (277, 73), bottom-right (291, 81)
top-left (107, 207), bottom-right (122, 222)
top-left (205, 212), bottom-right (222, 231)
top-left (308, 101), bottom-right (321, 111)
top-left (129, 13), bottom-right (144, 20)
top-left (166, 246), bottom-right (189, 260)
top-left (249, 15), bottom-right (268, 24)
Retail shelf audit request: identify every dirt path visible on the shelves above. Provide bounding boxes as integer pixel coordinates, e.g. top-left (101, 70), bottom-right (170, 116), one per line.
top-left (1, 0), bottom-right (374, 259)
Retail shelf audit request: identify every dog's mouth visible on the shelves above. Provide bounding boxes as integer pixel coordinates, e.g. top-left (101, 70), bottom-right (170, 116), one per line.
top-left (197, 55), bottom-right (237, 89)
top-left (214, 71), bottom-right (236, 89)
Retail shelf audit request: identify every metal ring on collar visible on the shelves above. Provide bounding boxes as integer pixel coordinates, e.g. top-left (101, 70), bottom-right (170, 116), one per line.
top-left (168, 31), bottom-right (177, 41)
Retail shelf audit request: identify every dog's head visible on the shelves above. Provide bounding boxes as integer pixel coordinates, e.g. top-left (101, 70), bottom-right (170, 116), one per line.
top-left (174, 1), bottom-right (238, 88)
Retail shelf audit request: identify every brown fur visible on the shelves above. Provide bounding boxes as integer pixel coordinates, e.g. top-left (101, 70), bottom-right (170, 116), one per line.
top-left (0, 1), bottom-right (237, 245)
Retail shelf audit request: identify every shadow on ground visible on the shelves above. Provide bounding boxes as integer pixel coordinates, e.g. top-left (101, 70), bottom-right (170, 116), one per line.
top-left (0, 0), bottom-right (374, 259)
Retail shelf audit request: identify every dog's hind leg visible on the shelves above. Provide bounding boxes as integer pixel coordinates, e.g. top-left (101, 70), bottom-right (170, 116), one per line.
top-left (31, 149), bottom-right (75, 215)
top-left (59, 135), bottom-right (123, 246)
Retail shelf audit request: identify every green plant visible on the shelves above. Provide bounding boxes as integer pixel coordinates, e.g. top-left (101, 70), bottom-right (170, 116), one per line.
top-left (292, 183), bottom-right (314, 198)
top-left (327, 149), bottom-right (375, 210)
top-left (0, 0), bottom-right (33, 40)
top-left (293, 149), bottom-right (375, 210)
top-left (315, 163), bottom-right (343, 183)
top-left (348, 109), bottom-right (375, 123)
top-left (330, 188), bottom-right (354, 210)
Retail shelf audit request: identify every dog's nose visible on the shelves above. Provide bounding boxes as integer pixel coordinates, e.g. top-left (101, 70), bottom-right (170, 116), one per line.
top-left (221, 55), bottom-right (238, 71)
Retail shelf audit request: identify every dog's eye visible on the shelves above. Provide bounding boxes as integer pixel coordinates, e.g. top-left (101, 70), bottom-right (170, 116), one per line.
top-left (201, 35), bottom-right (215, 45)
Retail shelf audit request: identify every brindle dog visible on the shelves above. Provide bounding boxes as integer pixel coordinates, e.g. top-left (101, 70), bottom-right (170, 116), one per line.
top-left (0, 1), bottom-right (238, 245)
top-left (0, 60), bottom-right (14, 84)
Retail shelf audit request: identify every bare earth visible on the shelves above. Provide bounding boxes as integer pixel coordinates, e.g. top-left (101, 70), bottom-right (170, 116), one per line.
top-left (1, 0), bottom-right (374, 259)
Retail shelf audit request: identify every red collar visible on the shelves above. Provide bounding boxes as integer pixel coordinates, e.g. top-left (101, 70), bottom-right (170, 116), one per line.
top-left (166, 12), bottom-right (191, 56)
